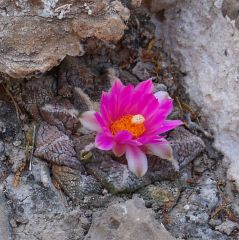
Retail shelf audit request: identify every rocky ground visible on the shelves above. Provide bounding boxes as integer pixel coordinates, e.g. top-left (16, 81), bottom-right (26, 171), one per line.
top-left (0, 3), bottom-right (239, 240)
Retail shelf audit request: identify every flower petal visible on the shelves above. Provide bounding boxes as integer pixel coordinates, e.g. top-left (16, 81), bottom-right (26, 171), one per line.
top-left (146, 140), bottom-right (173, 160)
top-left (146, 139), bottom-right (179, 171)
top-left (115, 130), bottom-right (132, 143)
top-left (107, 79), bottom-right (125, 121)
top-left (95, 112), bottom-right (107, 130)
top-left (112, 143), bottom-right (125, 157)
top-left (135, 79), bottom-right (154, 94)
top-left (95, 132), bottom-right (113, 150)
top-left (157, 120), bottom-right (183, 134)
top-left (125, 146), bottom-right (148, 177)
top-left (79, 111), bottom-right (101, 132)
top-left (100, 92), bottom-right (111, 125)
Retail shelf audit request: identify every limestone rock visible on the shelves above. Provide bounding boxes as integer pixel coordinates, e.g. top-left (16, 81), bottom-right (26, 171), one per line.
top-left (13, 210), bottom-right (85, 240)
top-left (167, 173), bottom-right (229, 240)
top-left (84, 197), bottom-right (176, 240)
top-left (0, 187), bottom-right (12, 240)
top-left (0, 0), bottom-right (129, 78)
top-left (162, 0), bottom-right (239, 189)
top-left (0, 141), bottom-right (7, 181)
top-left (215, 220), bottom-right (239, 236)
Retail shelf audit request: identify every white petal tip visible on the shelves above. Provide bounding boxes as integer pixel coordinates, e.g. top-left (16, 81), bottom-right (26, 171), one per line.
top-left (79, 111), bottom-right (101, 132)
top-left (126, 146), bottom-right (148, 178)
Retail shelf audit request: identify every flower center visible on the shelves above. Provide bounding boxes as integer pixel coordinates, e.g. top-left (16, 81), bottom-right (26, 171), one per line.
top-left (110, 114), bottom-right (145, 138)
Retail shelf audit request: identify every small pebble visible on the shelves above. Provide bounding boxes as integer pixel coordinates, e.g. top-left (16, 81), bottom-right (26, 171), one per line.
top-left (215, 220), bottom-right (239, 235)
top-left (13, 140), bottom-right (21, 147)
top-left (184, 204), bottom-right (190, 211)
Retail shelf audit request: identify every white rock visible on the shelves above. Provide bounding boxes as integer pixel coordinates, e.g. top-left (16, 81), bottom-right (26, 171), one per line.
top-left (84, 197), bottom-right (176, 240)
top-left (162, 0), bottom-right (239, 189)
top-left (216, 220), bottom-right (239, 235)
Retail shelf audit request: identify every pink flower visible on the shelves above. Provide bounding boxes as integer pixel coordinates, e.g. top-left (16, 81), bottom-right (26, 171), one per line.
top-left (80, 79), bottom-right (183, 177)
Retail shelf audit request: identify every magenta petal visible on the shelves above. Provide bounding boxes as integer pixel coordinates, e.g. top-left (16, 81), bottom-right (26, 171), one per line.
top-left (146, 139), bottom-right (173, 160)
top-left (114, 130), bottom-right (141, 146)
top-left (115, 130), bottom-right (132, 143)
top-left (116, 85), bottom-right (134, 117)
top-left (157, 120), bottom-right (183, 134)
top-left (100, 92), bottom-right (111, 124)
top-left (95, 112), bottom-right (107, 129)
top-left (125, 146), bottom-right (148, 177)
top-left (95, 132), bottom-right (113, 150)
top-left (107, 80), bottom-right (125, 121)
top-left (112, 143), bottom-right (125, 157)
top-left (135, 79), bottom-right (154, 94)
top-left (138, 135), bottom-right (163, 144)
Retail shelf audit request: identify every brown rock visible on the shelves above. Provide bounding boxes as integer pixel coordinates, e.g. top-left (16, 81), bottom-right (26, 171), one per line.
top-left (168, 127), bottom-right (205, 168)
top-left (40, 99), bottom-right (80, 134)
top-left (145, 0), bottom-right (178, 12)
top-left (52, 165), bottom-right (102, 201)
top-left (21, 75), bottom-right (56, 120)
top-left (0, 0), bottom-right (129, 78)
top-left (34, 123), bottom-right (84, 171)
top-left (131, 0), bottom-right (142, 7)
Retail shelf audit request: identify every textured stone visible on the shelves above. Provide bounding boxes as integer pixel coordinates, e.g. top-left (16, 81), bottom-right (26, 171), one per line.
top-left (138, 181), bottom-right (180, 210)
top-left (145, 0), bottom-right (178, 12)
top-left (2, 165), bottom-right (86, 240)
top-left (162, 0), bottom-right (239, 189)
top-left (131, 0), bottom-right (142, 7)
top-left (13, 210), bottom-right (85, 240)
top-left (0, 186), bottom-right (12, 240)
top-left (34, 123), bottom-right (84, 171)
top-left (4, 174), bottom-right (66, 220)
top-left (21, 75), bottom-right (56, 120)
top-left (215, 220), bottom-right (239, 236)
top-left (0, 100), bottom-right (20, 141)
top-left (167, 173), bottom-right (229, 240)
top-left (58, 56), bottom-right (95, 98)
top-left (0, 0), bottom-right (129, 78)
top-left (0, 141), bottom-right (7, 181)
top-left (222, 0), bottom-right (239, 20)
top-left (40, 99), bottom-right (80, 134)
top-left (84, 197), bottom-right (176, 240)
top-left (5, 144), bottom-right (26, 173)
top-left (52, 165), bottom-right (102, 201)
top-left (169, 127), bottom-right (205, 168)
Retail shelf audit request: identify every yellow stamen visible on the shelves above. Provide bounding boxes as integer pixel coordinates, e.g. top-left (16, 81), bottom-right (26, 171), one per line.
top-left (110, 114), bottom-right (145, 138)
top-left (131, 114), bottom-right (145, 124)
